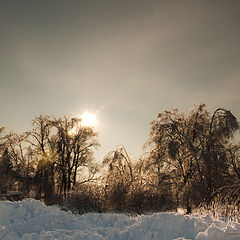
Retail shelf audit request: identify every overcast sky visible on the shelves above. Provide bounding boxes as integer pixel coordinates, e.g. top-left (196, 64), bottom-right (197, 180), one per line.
top-left (1, 0), bottom-right (240, 160)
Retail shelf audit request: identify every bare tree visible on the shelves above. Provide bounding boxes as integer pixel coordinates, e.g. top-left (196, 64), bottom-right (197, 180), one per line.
top-left (145, 104), bottom-right (239, 210)
top-left (50, 116), bottom-right (99, 197)
top-left (102, 145), bottom-right (134, 211)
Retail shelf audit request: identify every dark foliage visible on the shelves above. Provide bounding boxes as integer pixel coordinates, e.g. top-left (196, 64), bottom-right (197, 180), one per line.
top-left (0, 104), bottom-right (239, 215)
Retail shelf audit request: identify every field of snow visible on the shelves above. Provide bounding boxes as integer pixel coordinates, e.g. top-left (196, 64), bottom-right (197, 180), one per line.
top-left (0, 199), bottom-right (240, 240)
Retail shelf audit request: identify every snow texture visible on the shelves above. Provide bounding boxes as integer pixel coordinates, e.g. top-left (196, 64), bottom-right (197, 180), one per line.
top-left (0, 198), bottom-right (240, 240)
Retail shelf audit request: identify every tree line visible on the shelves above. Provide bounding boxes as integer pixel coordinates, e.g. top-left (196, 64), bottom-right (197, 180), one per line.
top-left (0, 104), bottom-right (239, 214)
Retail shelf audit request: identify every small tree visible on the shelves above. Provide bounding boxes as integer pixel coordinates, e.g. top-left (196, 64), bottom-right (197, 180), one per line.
top-left (102, 146), bottom-right (133, 211)
top-left (0, 148), bottom-right (13, 193)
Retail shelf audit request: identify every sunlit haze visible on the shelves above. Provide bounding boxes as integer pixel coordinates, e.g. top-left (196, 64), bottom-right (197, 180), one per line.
top-left (81, 112), bottom-right (97, 128)
top-left (0, 1), bottom-right (240, 161)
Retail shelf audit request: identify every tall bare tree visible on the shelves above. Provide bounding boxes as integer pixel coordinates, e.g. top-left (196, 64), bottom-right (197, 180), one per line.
top-left (145, 104), bottom-right (239, 210)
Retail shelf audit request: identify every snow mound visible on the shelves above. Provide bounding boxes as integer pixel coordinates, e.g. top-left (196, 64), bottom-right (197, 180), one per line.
top-left (0, 198), bottom-right (240, 240)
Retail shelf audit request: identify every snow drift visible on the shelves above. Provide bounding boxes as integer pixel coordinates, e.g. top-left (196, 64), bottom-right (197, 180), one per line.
top-left (0, 199), bottom-right (240, 240)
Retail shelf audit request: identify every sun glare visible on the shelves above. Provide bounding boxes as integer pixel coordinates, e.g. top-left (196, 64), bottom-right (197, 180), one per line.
top-left (81, 112), bottom-right (97, 127)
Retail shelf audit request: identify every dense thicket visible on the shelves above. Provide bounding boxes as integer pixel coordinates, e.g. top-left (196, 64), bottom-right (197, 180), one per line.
top-left (0, 104), bottom-right (239, 214)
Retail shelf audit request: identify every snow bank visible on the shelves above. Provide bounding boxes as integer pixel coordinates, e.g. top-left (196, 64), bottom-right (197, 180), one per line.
top-left (0, 199), bottom-right (239, 240)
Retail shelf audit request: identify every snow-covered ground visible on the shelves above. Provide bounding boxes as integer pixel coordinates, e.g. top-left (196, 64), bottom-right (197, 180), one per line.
top-left (0, 199), bottom-right (240, 240)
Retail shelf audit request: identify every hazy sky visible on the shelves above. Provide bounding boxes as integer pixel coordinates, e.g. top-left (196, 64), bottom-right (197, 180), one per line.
top-left (1, 0), bottom-right (240, 160)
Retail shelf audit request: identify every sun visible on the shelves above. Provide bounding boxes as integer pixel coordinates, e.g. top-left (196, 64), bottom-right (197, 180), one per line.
top-left (81, 112), bottom-right (97, 127)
